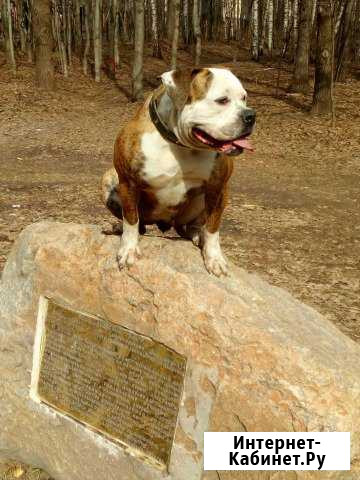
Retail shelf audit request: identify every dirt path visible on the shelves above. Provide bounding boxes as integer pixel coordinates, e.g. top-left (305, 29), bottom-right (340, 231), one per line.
top-left (1, 44), bottom-right (359, 346)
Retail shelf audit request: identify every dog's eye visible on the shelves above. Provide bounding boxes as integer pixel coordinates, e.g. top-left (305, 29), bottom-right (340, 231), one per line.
top-left (215, 96), bottom-right (230, 105)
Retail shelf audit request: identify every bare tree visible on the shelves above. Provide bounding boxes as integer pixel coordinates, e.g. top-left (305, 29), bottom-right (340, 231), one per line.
top-left (2, 0), bottom-right (17, 71)
top-left (167, 0), bottom-right (175, 39)
top-left (312, 0), bottom-right (334, 114)
top-left (183, 0), bottom-right (189, 43)
top-left (114, 0), bottom-right (120, 67)
top-left (335, 0), bottom-right (356, 81)
top-left (251, 0), bottom-right (259, 60)
top-left (54, 0), bottom-right (68, 76)
top-left (311, 0), bottom-right (317, 27)
top-left (66, 0), bottom-right (72, 67)
top-left (235, 0), bottom-right (242, 41)
top-left (19, 0), bottom-right (27, 53)
top-left (259, 0), bottom-right (269, 55)
top-left (283, 0), bottom-right (289, 47)
top-left (83, 0), bottom-right (90, 74)
top-left (292, 0), bottom-right (299, 48)
top-left (32, 0), bottom-right (55, 88)
top-left (94, 0), bottom-right (102, 82)
top-left (24, 0), bottom-right (34, 63)
top-left (3, 0), bottom-right (359, 95)
top-left (289, 0), bottom-right (311, 92)
top-left (150, 0), bottom-right (162, 58)
top-left (74, 0), bottom-right (81, 55)
top-left (267, 0), bottom-right (274, 55)
top-left (335, 1), bottom-right (345, 35)
top-left (193, 0), bottom-right (202, 65)
top-left (132, 0), bottom-right (144, 100)
top-left (171, 0), bottom-right (180, 68)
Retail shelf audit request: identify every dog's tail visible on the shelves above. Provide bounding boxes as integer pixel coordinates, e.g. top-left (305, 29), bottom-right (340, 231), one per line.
top-left (101, 168), bottom-right (123, 220)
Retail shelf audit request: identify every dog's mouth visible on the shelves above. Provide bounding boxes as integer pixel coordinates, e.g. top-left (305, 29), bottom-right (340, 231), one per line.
top-left (192, 127), bottom-right (254, 155)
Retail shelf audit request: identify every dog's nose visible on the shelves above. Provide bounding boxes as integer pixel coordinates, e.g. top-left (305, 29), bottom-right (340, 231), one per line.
top-left (242, 108), bottom-right (256, 127)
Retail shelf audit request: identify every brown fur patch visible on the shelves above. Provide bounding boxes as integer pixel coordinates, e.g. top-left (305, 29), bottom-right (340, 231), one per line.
top-left (190, 68), bottom-right (213, 102)
top-left (113, 94), bottom-right (158, 225)
top-left (167, 68), bottom-right (213, 109)
top-left (205, 154), bottom-right (234, 233)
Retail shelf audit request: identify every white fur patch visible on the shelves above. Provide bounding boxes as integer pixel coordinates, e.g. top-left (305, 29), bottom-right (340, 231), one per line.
top-left (202, 229), bottom-right (228, 276)
top-left (180, 68), bottom-right (248, 142)
top-left (141, 131), bottom-right (216, 218)
top-left (208, 68), bottom-right (247, 101)
top-left (117, 219), bottom-right (141, 268)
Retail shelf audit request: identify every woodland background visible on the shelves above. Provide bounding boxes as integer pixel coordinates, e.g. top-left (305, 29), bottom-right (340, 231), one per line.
top-left (0, 0), bottom-right (360, 478)
top-left (1, 0), bottom-right (360, 109)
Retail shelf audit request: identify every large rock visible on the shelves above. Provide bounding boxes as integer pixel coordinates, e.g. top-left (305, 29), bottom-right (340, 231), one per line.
top-left (0, 221), bottom-right (359, 480)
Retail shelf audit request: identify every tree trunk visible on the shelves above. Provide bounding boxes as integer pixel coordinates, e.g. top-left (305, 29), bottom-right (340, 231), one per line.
top-left (166, 0), bottom-right (174, 40)
top-left (283, 0), bottom-right (289, 39)
top-left (24, 0), bottom-right (34, 63)
top-left (281, 0), bottom-right (290, 56)
top-left (3, 0), bottom-right (17, 71)
top-left (354, 0), bottom-right (360, 63)
top-left (235, 0), bottom-right (242, 40)
top-left (251, 0), bottom-right (259, 60)
top-left (83, 0), bottom-right (90, 74)
top-left (183, 0), bottom-right (189, 43)
top-left (312, 0), bottom-right (334, 115)
top-left (121, 0), bottom-right (129, 42)
top-left (54, 0), bottom-right (68, 76)
top-left (27, 28), bottom-right (34, 62)
top-left (170, 0), bottom-right (180, 68)
top-left (132, 0), bottom-right (144, 100)
top-left (193, 0), bottom-right (202, 65)
top-left (108, 0), bottom-right (115, 71)
top-left (94, 0), bottom-right (102, 82)
top-left (311, 0), bottom-right (317, 27)
top-left (335, 2), bottom-right (345, 35)
top-left (335, 0), bottom-right (356, 81)
top-left (66, 0), bottom-right (72, 67)
top-left (267, 0), bottom-right (273, 55)
top-left (259, 0), bottom-right (269, 55)
top-left (292, 0), bottom-right (299, 49)
top-left (150, 0), bottom-right (162, 57)
top-left (288, 0), bottom-right (311, 92)
top-left (19, 0), bottom-right (27, 52)
top-left (75, 0), bottom-right (81, 55)
top-left (113, 0), bottom-right (120, 67)
top-left (32, 0), bottom-right (54, 88)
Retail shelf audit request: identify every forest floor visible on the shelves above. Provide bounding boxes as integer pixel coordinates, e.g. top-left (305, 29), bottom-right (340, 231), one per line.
top-left (1, 43), bottom-right (360, 336)
top-left (0, 41), bottom-right (360, 479)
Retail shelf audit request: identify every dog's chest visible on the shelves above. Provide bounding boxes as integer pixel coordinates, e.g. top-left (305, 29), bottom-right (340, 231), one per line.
top-left (140, 131), bottom-right (216, 208)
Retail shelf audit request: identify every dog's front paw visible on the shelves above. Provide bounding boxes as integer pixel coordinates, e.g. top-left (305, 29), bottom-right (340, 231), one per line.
top-left (117, 243), bottom-right (142, 269)
top-left (203, 250), bottom-right (228, 277)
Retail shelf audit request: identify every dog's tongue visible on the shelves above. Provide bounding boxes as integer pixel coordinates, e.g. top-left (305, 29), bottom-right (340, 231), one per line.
top-left (232, 137), bottom-right (254, 151)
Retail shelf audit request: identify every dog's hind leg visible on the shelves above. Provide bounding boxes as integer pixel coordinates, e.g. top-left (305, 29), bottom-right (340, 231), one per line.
top-left (175, 194), bottom-right (205, 246)
top-left (175, 220), bottom-right (204, 246)
top-left (102, 168), bottom-right (146, 234)
top-left (102, 168), bottom-right (123, 220)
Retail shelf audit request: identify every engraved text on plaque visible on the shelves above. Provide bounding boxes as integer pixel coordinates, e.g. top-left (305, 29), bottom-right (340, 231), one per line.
top-left (33, 299), bottom-right (186, 469)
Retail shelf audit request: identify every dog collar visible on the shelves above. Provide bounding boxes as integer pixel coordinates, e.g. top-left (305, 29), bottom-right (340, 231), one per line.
top-left (149, 94), bottom-right (187, 148)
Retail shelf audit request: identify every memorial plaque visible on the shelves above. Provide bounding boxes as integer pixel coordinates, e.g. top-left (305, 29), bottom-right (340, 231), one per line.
top-left (31, 298), bottom-right (187, 469)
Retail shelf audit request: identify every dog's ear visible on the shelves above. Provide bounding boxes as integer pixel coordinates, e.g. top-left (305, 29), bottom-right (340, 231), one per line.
top-left (160, 70), bottom-right (189, 110)
top-left (160, 68), bottom-right (213, 110)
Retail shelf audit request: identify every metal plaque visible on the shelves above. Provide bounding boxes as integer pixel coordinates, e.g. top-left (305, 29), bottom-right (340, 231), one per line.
top-left (33, 299), bottom-right (186, 469)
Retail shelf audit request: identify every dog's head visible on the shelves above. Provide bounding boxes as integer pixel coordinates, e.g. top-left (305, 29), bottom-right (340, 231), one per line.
top-left (160, 67), bottom-right (255, 155)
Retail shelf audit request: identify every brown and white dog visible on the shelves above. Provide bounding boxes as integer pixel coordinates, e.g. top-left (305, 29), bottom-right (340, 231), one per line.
top-left (102, 67), bottom-right (255, 276)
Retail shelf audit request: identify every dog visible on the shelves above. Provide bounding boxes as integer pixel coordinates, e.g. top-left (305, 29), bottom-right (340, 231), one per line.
top-left (102, 67), bottom-right (255, 276)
